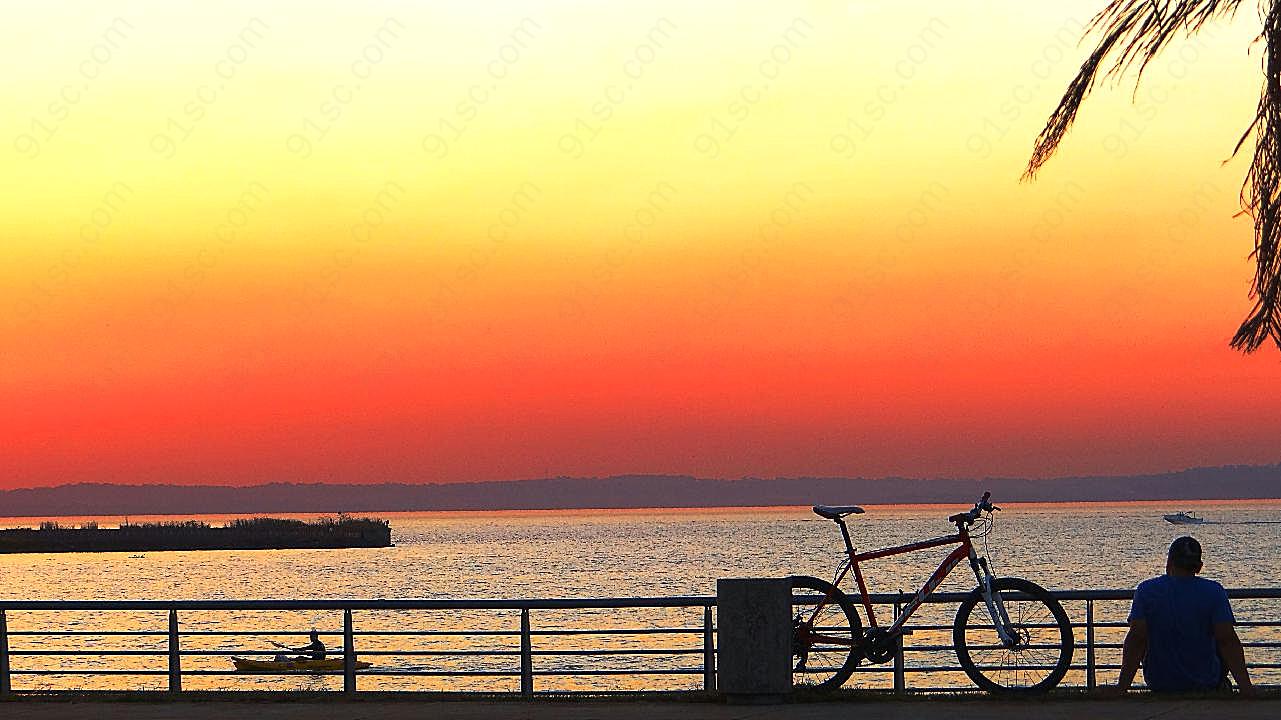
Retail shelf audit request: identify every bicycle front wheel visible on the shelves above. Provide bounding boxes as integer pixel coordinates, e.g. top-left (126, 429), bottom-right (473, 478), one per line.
top-left (954, 577), bottom-right (1073, 694)
top-left (789, 575), bottom-right (862, 691)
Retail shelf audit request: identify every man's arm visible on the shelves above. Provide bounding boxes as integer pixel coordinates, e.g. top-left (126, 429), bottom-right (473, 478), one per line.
top-left (1117, 618), bottom-right (1147, 692)
top-left (1214, 622), bottom-right (1254, 695)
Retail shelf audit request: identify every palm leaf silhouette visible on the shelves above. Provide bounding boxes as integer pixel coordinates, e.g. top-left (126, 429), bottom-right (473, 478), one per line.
top-left (1025, 0), bottom-right (1280, 352)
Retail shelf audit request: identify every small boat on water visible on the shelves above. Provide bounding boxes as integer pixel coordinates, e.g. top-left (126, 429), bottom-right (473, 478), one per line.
top-left (1163, 511), bottom-right (1206, 525)
top-left (232, 657), bottom-right (371, 673)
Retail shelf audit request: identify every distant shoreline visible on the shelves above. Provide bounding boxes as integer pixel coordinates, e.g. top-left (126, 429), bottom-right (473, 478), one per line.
top-left (0, 463), bottom-right (1277, 519)
top-left (2, 497), bottom-right (1281, 523)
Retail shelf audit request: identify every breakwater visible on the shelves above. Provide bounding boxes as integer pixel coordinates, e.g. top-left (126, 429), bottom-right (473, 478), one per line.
top-left (0, 516), bottom-right (391, 553)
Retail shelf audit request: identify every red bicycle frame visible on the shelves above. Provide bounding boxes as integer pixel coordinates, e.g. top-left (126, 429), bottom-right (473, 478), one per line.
top-left (808, 520), bottom-right (980, 642)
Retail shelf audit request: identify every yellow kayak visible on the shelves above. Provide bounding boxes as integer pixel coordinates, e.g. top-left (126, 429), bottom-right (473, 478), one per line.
top-left (232, 657), bottom-right (372, 672)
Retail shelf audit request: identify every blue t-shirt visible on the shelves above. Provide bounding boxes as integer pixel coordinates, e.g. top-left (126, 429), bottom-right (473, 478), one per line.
top-left (1128, 575), bottom-right (1234, 692)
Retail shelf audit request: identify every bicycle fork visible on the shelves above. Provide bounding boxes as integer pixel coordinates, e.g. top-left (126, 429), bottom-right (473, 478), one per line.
top-left (971, 552), bottom-right (1017, 647)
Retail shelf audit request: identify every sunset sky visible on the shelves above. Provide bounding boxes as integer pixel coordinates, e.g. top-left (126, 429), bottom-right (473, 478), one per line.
top-left (3, 1), bottom-right (1279, 489)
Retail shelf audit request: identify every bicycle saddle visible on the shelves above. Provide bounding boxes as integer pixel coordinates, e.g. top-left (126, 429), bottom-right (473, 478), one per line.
top-left (812, 504), bottom-right (865, 520)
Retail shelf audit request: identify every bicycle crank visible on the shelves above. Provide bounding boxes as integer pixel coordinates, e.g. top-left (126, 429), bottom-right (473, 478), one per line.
top-left (861, 627), bottom-right (901, 665)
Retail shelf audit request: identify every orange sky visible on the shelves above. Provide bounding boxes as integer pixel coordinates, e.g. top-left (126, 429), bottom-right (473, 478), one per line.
top-left (2, 2), bottom-right (1279, 489)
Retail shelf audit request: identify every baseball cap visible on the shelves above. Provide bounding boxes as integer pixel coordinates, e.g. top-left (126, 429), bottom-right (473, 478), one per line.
top-left (1168, 536), bottom-right (1202, 570)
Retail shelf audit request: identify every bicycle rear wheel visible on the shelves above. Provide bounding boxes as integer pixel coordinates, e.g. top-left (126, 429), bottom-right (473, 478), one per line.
top-left (789, 575), bottom-right (862, 691)
top-left (953, 577), bottom-right (1073, 693)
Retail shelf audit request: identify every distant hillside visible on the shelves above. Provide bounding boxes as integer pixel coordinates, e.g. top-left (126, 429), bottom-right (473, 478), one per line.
top-left (1, 464), bottom-right (1278, 518)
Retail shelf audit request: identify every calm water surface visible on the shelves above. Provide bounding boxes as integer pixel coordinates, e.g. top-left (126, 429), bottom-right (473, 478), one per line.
top-left (1, 500), bottom-right (1278, 691)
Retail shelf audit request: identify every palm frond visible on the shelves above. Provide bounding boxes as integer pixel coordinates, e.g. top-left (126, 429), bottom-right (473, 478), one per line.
top-left (1024, 0), bottom-right (1245, 179)
top-left (1025, 0), bottom-right (1281, 352)
top-left (1232, 2), bottom-right (1281, 350)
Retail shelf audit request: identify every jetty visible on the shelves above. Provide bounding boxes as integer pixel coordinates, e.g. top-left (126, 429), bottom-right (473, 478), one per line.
top-left (0, 516), bottom-right (391, 553)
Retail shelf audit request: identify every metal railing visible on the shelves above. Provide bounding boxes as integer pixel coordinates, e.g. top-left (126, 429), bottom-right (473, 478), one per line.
top-left (0, 597), bottom-right (716, 696)
top-left (0, 588), bottom-right (1277, 695)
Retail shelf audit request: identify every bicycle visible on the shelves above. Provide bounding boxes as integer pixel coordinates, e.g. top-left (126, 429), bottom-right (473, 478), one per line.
top-left (790, 492), bottom-right (1074, 693)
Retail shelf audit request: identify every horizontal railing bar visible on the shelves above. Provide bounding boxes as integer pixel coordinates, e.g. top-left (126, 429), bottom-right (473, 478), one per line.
top-left (176, 670), bottom-right (350, 677)
top-left (228, 649), bottom-right (705, 657)
top-left (6, 649), bottom-right (362, 658)
top-left (176, 629), bottom-right (720, 637)
top-left (0, 597), bottom-right (717, 611)
top-left (333, 650), bottom-right (520, 657)
top-left (898, 664), bottom-right (1062, 672)
top-left (4, 587), bottom-right (1279, 612)
top-left (958, 642), bottom-right (1079, 651)
top-left (350, 628), bottom-right (704, 637)
top-left (345, 631), bottom-right (519, 637)
top-left (795, 666), bottom-right (896, 673)
top-left (799, 588), bottom-right (1281, 603)
top-left (181, 648), bottom-right (493, 655)
top-left (895, 663), bottom-right (1263, 674)
top-left (9, 669), bottom-right (714, 678)
top-left (533, 628), bottom-right (706, 636)
top-left (531, 649), bottom-right (702, 656)
top-left (529, 669), bottom-right (705, 676)
top-left (183, 650), bottom-right (355, 656)
top-left (5, 631), bottom-right (167, 636)
top-left (27, 622), bottom-right (1271, 636)
top-left (206, 666), bottom-right (718, 674)
top-left (177, 631), bottom-right (354, 637)
top-left (902, 645), bottom-right (1064, 653)
top-left (9, 670), bottom-right (169, 676)
top-left (7, 650), bottom-right (167, 656)
top-left (353, 666), bottom-right (517, 671)
top-left (0, 667), bottom-right (997, 676)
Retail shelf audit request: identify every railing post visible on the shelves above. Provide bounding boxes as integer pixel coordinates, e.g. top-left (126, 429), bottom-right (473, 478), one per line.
top-left (343, 609), bottom-right (356, 696)
top-left (168, 608), bottom-right (181, 694)
top-left (702, 605), bottom-right (716, 691)
top-left (893, 593), bottom-right (905, 694)
top-left (519, 608), bottom-right (533, 697)
top-left (1, 608), bottom-right (11, 697)
top-left (1086, 599), bottom-right (1096, 691)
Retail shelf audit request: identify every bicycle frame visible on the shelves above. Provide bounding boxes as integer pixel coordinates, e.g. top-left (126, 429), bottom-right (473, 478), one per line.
top-left (807, 518), bottom-right (1013, 646)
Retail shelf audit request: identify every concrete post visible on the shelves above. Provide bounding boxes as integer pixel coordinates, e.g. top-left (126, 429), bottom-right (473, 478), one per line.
top-left (716, 578), bottom-right (791, 703)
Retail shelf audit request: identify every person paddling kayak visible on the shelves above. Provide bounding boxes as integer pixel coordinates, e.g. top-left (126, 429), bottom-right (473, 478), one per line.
top-left (294, 629), bottom-right (326, 660)
top-left (272, 629), bottom-right (325, 662)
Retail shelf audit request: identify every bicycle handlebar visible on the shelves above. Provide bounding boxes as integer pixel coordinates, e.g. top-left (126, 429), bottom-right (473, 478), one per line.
top-left (948, 491), bottom-right (1001, 525)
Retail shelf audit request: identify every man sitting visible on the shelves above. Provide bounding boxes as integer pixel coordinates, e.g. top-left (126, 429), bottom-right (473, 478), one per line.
top-left (1117, 536), bottom-right (1253, 694)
